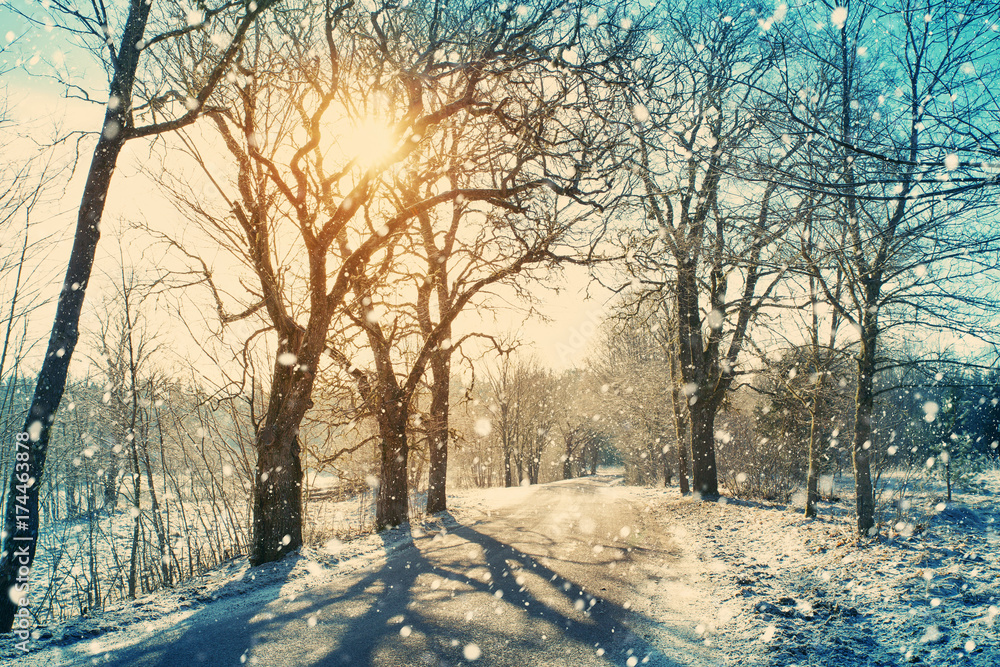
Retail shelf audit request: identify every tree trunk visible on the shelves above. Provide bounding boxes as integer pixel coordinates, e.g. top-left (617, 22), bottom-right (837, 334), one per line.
top-left (527, 449), bottom-right (540, 485)
top-left (675, 263), bottom-right (719, 497)
top-left (0, 128), bottom-right (126, 631)
top-left (677, 439), bottom-right (689, 495)
top-left (143, 442), bottom-right (169, 587)
top-left (805, 411), bottom-right (820, 518)
top-left (128, 512), bottom-right (140, 599)
top-left (660, 421), bottom-right (672, 486)
top-left (249, 352), bottom-right (314, 565)
top-left (503, 439), bottom-right (514, 488)
top-left (852, 318), bottom-right (877, 537)
top-left (127, 431), bottom-right (142, 598)
top-left (945, 457), bottom-right (952, 503)
top-left (250, 426), bottom-right (302, 566)
top-left (375, 386), bottom-right (409, 530)
top-left (425, 349), bottom-right (450, 515)
top-left (563, 435), bottom-right (574, 480)
top-left (250, 426), bottom-right (304, 565)
top-left (689, 401), bottom-right (719, 497)
top-left (670, 359), bottom-right (691, 495)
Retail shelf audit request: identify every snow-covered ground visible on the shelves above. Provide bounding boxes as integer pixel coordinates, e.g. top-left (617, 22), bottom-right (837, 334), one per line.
top-left (19, 494), bottom-right (251, 625)
top-left (2, 470), bottom-right (997, 665)
top-left (636, 472), bottom-right (1000, 666)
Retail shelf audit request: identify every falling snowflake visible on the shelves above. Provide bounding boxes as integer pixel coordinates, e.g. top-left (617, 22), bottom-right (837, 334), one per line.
top-left (474, 418), bottom-right (492, 437)
top-left (831, 6), bottom-right (848, 28)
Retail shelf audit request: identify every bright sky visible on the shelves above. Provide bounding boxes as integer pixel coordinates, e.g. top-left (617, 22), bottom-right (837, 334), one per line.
top-left (1, 30), bottom-right (613, 383)
top-left (468, 264), bottom-right (615, 370)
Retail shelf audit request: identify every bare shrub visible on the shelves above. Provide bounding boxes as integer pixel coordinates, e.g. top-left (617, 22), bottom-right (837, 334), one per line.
top-left (716, 409), bottom-right (805, 502)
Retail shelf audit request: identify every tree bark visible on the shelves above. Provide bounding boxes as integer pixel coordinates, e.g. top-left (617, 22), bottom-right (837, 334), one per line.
top-left (375, 385), bottom-right (409, 530)
top-left (675, 263), bottom-right (720, 497)
top-left (425, 348), bottom-right (450, 514)
top-left (563, 434), bottom-right (575, 480)
top-left (503, 436), bottom-right (514, 488)
top-left (670, 352), bottom-right (690, 495)
top-left (656, 419), bottom-right (671, 486)
top-left (249, 349), bottom-right (314, 565)
top-left (527, 446), bottom-right (541, 485)
top-left (677, 431), bottom-right (690, 495)
top-left (852, 313), bottom-right (878, 536)
top-left (688, 401), bottom-right (719, 497)
top-left (147, 417), bottom-right (170, 586)
top-left (805, 411), bottom-right (821, 518)
top-left (945, 458), bottom-right (952, 502)
top-left (250, 427), bottom-right (303, 564)
top-left (127, 417), bottom-right (141, 599)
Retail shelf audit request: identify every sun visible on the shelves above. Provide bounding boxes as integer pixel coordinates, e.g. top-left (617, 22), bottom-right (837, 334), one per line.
top-left (337, 117), bottom-right (398, 168)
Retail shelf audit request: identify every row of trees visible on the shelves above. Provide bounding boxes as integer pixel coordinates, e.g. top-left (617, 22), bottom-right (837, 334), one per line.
top-left (594, 303), bottom-right (1000, 511)
top-left (474, 355), bottom-right (609, 486)
top-left (609, 0), bottom-right (1000, 537)
top-left (3, 0), bottom-right (1000, 631)
top-left (2, 0), bottom-right (653, 629)
top-left (151, 0), bottom-right (645, 562)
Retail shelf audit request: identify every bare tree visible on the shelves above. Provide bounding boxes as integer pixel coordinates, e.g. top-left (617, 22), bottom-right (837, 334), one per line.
top-left (484, 347), bottom-right (523, 488)
top-left (525, 368), bottom-right (606, 481)
top-left (0, 0), bottom-right (281, 630)
top-left (90, 264), bottom-right (162, 597)
top-left (768, 0), bottom-right (1000, 535)
top-left (617, 0), bottom-right (794, 497)
top-left (0, 136), bottom-right (67, 523)
top-left (158, 0), bottom-right (641, 556)
top-left (351, 195), bottom-right (602, 527)
top-left (481, 349), bottom-right (557, 487)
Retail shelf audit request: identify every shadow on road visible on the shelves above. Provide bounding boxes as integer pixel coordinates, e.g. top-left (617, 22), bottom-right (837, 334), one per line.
top-left (85, 512), bottom-right (701, 666)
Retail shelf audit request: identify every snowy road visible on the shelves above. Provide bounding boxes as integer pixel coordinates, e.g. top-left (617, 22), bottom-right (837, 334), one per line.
top-left (13, 475), bottom-right (725, 666)
top-left (9, 474), bottom-right (998, 665)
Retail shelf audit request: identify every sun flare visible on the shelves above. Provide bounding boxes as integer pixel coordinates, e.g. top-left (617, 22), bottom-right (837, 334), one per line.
top-left (337, 117), bottom-right (397, 168)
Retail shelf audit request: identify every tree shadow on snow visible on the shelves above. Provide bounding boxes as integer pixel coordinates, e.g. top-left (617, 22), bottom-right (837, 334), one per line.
top-left (717, 496), bottom-right (788, 512)
top-left (308, 514), bottom-right (696, 666)
top-left (85, 513), bottom-right (702, 666)
top-left (56, 552), bottom-right (298, 666)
